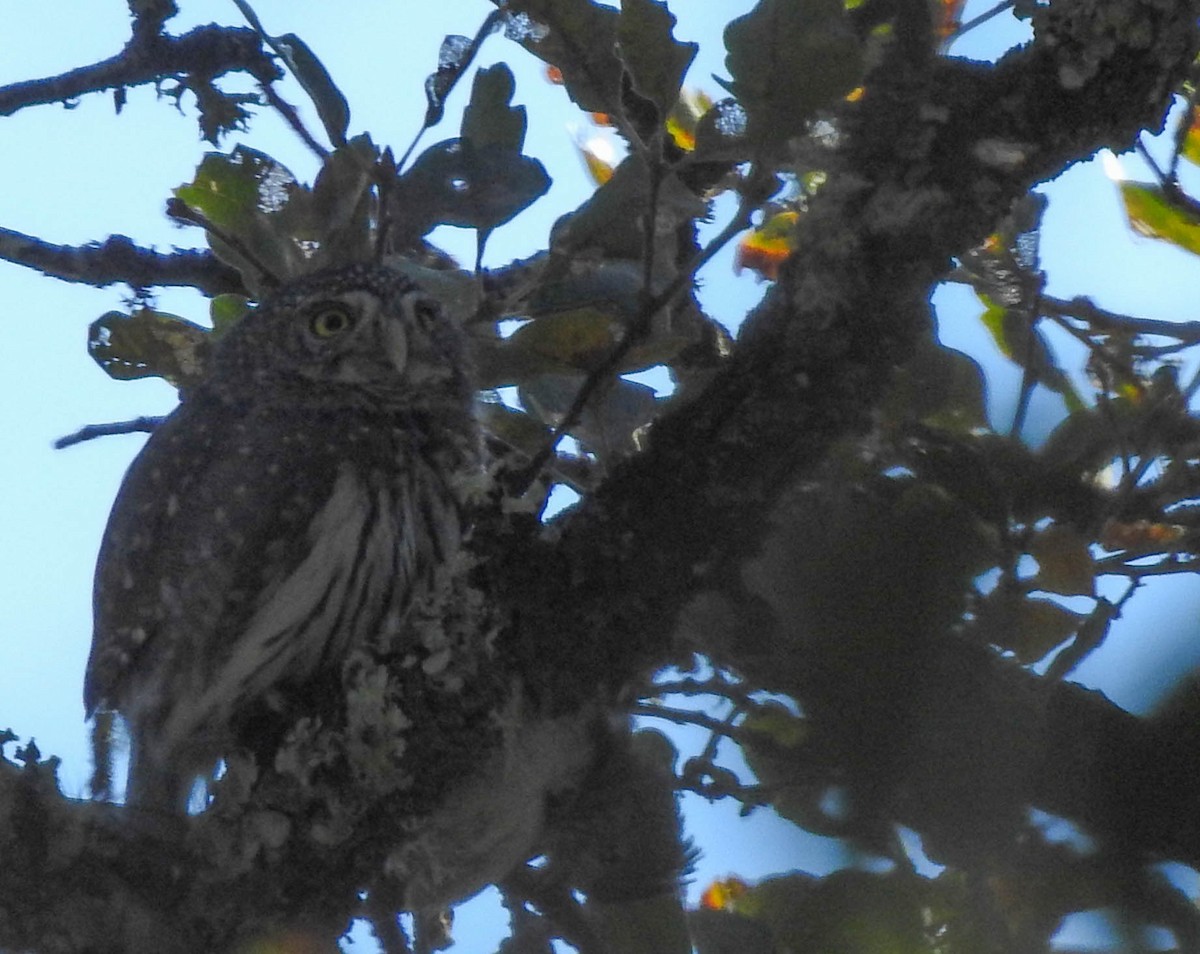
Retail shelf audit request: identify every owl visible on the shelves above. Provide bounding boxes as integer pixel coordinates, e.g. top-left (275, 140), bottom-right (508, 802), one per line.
top-left (85, 262), bottom-right (482, 811)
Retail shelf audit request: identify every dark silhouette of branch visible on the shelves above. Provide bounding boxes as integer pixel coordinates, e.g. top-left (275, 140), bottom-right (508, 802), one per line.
top-left (54, 416), bottom-right (166, 450)
top-left (1043, 293), bottom-right (1200, 342)
top-left (497, 0), bottom-right (1200, 858)
top-left (0, 24), bottom-right (279, 118)
top-left (0, 228), bottom-right (244, 295)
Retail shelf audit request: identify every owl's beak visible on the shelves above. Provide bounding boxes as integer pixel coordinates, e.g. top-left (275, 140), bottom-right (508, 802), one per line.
top-left (379, 317), bottom-right (409, 375)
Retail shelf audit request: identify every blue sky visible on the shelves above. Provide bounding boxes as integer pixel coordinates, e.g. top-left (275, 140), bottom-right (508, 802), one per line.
top-left (3, 2), bottom-right (1199, 951)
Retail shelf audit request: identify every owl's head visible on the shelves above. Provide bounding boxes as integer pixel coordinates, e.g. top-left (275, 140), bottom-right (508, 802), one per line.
top-left (207, 263), bottom-right (473, 410)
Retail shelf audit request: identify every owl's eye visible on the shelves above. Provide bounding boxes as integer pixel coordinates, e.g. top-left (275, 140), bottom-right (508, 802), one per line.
top-left (309, 305), bottom-right (353, 338)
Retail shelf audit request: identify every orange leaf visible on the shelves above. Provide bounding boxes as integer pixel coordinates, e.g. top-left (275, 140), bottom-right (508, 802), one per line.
top-left (1029, 524), bottom-right (1096, 597)
top-left (701, 877), bottom-right (750, 911)
top-left (574, 136), bottom-right (616, 186)
top-left (734, 211), bottom-right (799, 281)
top-left (935, 0), bottom-right (966, 38)
top-left (1182, 105), bottom-right (1200, 167)
top-left (1100, 519), bottom-right (1186, 554)
top-left (665, 87), bottom-right (714, 152)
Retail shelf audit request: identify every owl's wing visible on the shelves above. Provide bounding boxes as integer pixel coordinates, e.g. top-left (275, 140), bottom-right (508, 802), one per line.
top-left (86, 397), bottom-right (408, 743)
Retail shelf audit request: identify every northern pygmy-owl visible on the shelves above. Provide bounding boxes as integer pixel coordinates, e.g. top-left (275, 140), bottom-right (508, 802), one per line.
top-left (85, 262), bottom-right (482, 811)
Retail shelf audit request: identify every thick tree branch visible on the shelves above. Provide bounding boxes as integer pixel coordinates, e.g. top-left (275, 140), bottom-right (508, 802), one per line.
top-left (512, 0), bottom-right (1197, 691)
top-left (0, 24), bottom-right (278, 117)
top-left (502, 0), bottom-right (1200, 855)
top-left (0, 228), bottom-right (244, 295)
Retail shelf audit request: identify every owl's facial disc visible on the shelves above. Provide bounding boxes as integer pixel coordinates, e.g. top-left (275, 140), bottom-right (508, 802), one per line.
top-left (294, 289), bottom-right (409, 384)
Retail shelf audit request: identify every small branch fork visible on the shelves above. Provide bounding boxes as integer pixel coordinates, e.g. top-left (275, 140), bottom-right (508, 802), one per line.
top-left (634, 671), bottom-right (784, 813)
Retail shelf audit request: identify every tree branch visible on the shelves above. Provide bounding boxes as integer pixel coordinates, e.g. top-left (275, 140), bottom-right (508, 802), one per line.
top-left (54, 416), bottom-right (166, 450)
top-left (0, 23), bottom-right (279, 117)
top-left (0, 228), bottom-right (244, 295)
top-left (500, 0), bottom-right (1200, 857)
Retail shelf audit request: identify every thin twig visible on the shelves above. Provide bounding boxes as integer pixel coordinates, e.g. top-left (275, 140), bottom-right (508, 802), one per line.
top-left (55, 417), bottom-right (166, 450)
top-left (650, 673), bottom-right (751, 700)
top-left (1135, 138), bottom-right (1168, 183)
top-left (1041, 295), bottom-right (1200, 341)
top-left (511, 190), bottom-right (758, 494)
top-left (258, 80), bottom-right (329, 159)
top-left (1009, 307), bottom-right (1039, 438)
top-left (632, 702), bottom-right (748, 742)
top-left (230, 0), bottom-right (331, 159)
top-left (941, 1), bottom-right (1015, 48)
top-left (396, 9), bottom-right (505, 172)
top-left (677, 776), bottom-right (774, 810)
top-left (699, 701), bottom-right (745, 767)
top-left (166, 199), bottom-right (279, 290)
top-left (1093, 554), bottom-right (1200, 578)
top-left (1168, 84), bottom-right (1200, 181)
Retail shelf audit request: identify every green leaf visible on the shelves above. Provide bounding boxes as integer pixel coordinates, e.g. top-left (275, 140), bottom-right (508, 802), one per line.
top-left (529, 259), bottom-right (644, 318)
top-left (173, 146), bottom-right (286, 230)
top-left (589, 896), bottom-right (692, 954)
top-left (519, 373), bottom-right (661, 461)
top-left (478, 401), bottom-right (551, 458)
top-left (882, 338), bottom-right (989, 432)
top-left (739, 703), bottom-right (829, 833)
top-left (503, 0), bottom-right (623, 115)
top-left (616, 0), bottom-right (698, 124)
top-left (174, 139), bottom-right (383, 288)
top-left (692, 98), bottom-right (750, 163)
top-left (688, 908), bottom-right (775, 954)
top-left (1120, 181), bottom-right (1200, 257)
top-left (209, 294), bottom-right (251, 336)
top-left (978, 297), bottom-right (1085, 411)
top-left (88, 309), bottom-right (212, 388)
top-left (173, 146), bottom-right (307, 287)
top-left (755, 871), bottom-right (929, 954)
top-left (719, 0), bottom-right (862, 150)
top-left (1036, 406), bottom-right (1118, 477)
top-left (509, 310), bottom-right (623, 373)
top-left (1045, 598), bottom-right (1117, 680)
top-left (551, 155), bottom-right (706, 258)
top-left (273, 32), bottom-right (350, 147)
top-left (307, 134), bottom-right (377, 267)
top-left (397, 138), bottom-right (551, 235)
top-left (461, 63), bottom-right (527, 153)
top-left (742, 702), bottom-right (806, 748)
top-left (424, 34), bottom-right (472, 128)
